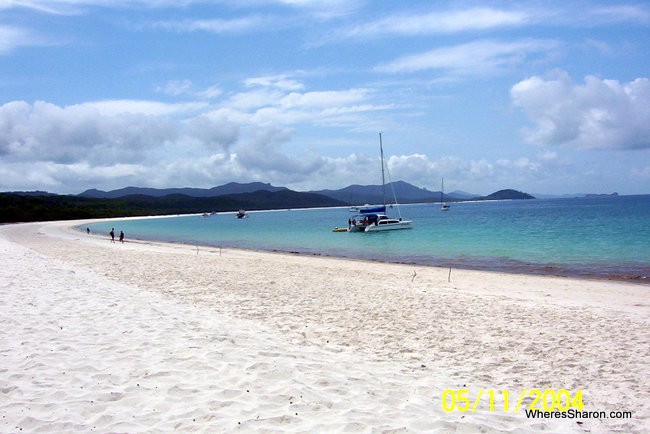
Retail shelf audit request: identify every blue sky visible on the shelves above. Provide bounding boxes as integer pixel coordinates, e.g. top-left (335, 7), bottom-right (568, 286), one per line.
top-left (1, 0), bottom-right (649, 195)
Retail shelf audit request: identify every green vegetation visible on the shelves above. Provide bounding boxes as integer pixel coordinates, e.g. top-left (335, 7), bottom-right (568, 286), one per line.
top-left (0, 190), bottom-right (345, 223)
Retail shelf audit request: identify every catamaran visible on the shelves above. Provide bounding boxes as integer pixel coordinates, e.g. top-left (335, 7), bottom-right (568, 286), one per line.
top-left (346, 133), bottom-right (412, 232)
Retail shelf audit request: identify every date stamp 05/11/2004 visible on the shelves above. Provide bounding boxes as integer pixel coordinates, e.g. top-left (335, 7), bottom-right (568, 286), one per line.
top-left (442, 389), bottom-right (585, 413)
top-left (441, 388), bottom-right (633, 420)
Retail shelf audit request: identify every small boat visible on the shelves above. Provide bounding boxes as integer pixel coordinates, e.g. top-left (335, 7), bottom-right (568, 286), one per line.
top-left (441, 178), bottom-right (450, 211)
top-left (346, 133), bottom-right (412, 233)
top-left (236, 209), bottom-right (248, 219)
top-left (332, 227), bottom-right (348, 232)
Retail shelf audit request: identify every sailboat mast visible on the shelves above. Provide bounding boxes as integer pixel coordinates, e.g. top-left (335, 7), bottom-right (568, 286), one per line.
top-left (379, 132), bottom-right (386, 206)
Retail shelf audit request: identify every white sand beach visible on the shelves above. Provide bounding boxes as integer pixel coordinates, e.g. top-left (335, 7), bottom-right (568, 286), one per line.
top-left (1, 220), bottom-right (648, 433)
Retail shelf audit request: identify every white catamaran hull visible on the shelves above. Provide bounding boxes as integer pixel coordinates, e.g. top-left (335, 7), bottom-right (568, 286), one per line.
top-left (364, 220), bottom-right (412, 232)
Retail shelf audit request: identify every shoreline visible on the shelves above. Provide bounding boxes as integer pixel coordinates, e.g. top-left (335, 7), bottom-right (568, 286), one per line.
top-left (73, 222), bottom-right (650, 286)
top-left (2, 219), bottom-right (649, 432)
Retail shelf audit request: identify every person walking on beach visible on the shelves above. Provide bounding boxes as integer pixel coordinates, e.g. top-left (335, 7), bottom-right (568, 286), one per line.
top-left (86, 227), bottom-right (90, 235)
top-left (119, 231), bottom-right (124, 243)
top-left (110, 228), bottom-right (115, 243)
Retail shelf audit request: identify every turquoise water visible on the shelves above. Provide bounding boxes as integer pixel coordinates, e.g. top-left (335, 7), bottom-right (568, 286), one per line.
top-left (85, 195), bottom-right (650, 281)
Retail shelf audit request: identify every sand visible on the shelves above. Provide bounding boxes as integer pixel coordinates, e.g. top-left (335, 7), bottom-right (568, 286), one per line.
top-left (0, 220), bottom-right (648, 433)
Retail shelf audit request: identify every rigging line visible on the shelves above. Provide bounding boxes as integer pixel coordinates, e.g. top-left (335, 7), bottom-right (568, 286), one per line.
top-left (383, 153), bottom-right (403, 219)
top-left (379, 132), bottom-right (386, 207)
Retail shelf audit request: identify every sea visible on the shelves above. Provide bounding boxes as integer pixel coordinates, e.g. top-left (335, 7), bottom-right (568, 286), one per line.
top-left (84, 195), bottom-right (650, 283)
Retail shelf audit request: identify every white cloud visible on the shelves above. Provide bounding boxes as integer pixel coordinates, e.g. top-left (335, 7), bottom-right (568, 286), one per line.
top-left (1, 0), bottom-right (364, 19)
top-left (79, 99), bottom-right (207, 116)
top-left (280, 89), bottom-right (368, 108)
top-left (235, 125), bottom-right (325, 177)
top-left (183, 115), bottom-right (239, 151)
top-left (511, 72), bottom-right (650, 150)
top-left (631, 165), bottom-right (650, 179)
top-left (379, 153), bottom-right (550, 194)
top-left (156, 80), bottom-right (222, 100)
top-left (0, 24), bottom-right (52, 53)
top-left (220, 86), bottom-right (384, 128)
top-left (157, 80), bottom-right (192, 96)
top-left (0, 160), bottom-right (146, 192)
top-left (196, 85), bottom-right (223, 100)
top-left (149, 16), bottom-right (270, 34)
top-left (0, 97), bottom-right (568, 193)
top-left (244, 74), bottom-right (305, 91)
top-left (340, 7), bottom-right (529, 39)
top-left (225, 89), bottom-right (286, 111)
top-left (0, 79), bottom-right (587, 194)
top-left (0, 1), bottom-right (211, 15)
top-left (272, 0), bottom-right (364, 19)
top-left (376, 39), bottom-right (558, 76)
top-left (589, 5), bottom-right (650, 24)
top-left (0, 100), bottom-right (238, 167)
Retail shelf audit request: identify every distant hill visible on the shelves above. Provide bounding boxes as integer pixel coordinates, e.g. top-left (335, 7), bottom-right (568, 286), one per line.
top-left (478, 189), bottom-right (535, 200)
top-left (2, 181), bottom-right (538, 223)
top-left (77, 181), bottom-right (533, 205)
top-left (79, 182), bottom-right (286, 199)
top-left (532, 192), bottom-right (620, 199)
top-left (585, 192), bottom-right (619, 198)
top-left (531, 193), bottom-right (581, 199)
top-left (448, 190), bottom-right (476, 200)
top-left (312, 181), bottom-right (481, 204)
top-left (312, 181), bottom-right (458, 204)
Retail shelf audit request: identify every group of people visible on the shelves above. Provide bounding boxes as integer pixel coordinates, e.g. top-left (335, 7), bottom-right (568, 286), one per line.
top-left (85, 227), bottom-right (126, 243)
top-left (108, 228), bottom-right (125, 243)
top-left (348, 216), bottom-right (374, 228)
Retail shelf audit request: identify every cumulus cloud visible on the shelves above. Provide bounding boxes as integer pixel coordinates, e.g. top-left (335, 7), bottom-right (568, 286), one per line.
top-left (0, 160), bottom-right (147, 192)
top-left (511, 71), bottom-right (650, 150)
top-left (235, 126), bottom-right (325, 178)
top-left (0, 100), bottom-right (238, 166)
top-left (0, 75), bottom-right (574, 194)
top-left (380, 153), bottom-right (546, 193)
top-left (0, 96), bottom-right (565, 193)
top-left (183, 115), bottom-right (239, 151)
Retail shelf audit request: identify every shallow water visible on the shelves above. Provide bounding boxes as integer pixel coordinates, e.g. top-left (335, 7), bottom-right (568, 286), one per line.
top-left (86, 195), bottom-right (650, 282)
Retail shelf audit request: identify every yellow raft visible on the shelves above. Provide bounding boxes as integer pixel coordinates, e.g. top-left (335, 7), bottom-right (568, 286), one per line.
top-left (332, 227), bottom-right (349, 232)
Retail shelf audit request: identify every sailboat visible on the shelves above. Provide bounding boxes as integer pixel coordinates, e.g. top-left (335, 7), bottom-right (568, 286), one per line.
top-left (346, 133), bottom-right (413, 232)
top-left (441, 178), bottom-right (450, 211)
